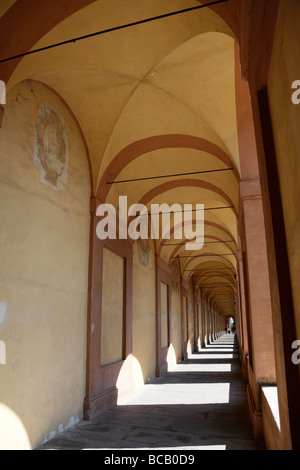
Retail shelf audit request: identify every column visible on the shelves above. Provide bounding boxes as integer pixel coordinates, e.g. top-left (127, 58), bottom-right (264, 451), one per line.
top-left (240, 179), bottom-right (276, 438)
top-left (237, 248), bottom-right (250, 378)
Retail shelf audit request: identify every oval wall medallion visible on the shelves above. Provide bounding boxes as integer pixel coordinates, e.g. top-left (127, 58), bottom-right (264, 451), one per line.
top-left (171, 257), bottom-right (180, 293)
top-left (33, 101), bottom-right (69, 191)
top-left (137, 237), bottom-right (150, 266)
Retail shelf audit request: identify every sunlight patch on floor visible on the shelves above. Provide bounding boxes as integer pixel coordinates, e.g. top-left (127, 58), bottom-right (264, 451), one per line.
top-left (173, 363), bottom-right (232, 372)
top-left (191, 353), bottom-right (234, 360)
top-left (120, 383), bottom-right (231, 406)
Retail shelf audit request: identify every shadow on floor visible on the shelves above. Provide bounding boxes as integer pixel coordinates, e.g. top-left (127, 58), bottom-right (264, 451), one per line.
top-left (38, 335), bottom-right (258, 451)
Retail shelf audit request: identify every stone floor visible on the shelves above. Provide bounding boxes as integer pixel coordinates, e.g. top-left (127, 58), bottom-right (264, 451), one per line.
top-left (38, 335), bottom-right (258, 451)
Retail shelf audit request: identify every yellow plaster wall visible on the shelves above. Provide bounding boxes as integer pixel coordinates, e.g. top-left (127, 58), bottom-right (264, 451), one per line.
top-left (132, 240), bottom-right (156, 385)
top-left (132, 242), bottom-right (185, 382)
top-left (171, 288), bottom-right (182, 364)
top-left (268, 0), bottom-right (300, 340)
top-left (160, 282), bottom-right (168, 349)
top-left (101, 248), bottom-right (124, 366)
top-left (188, 280), bottom-right (195, 351)
top-left (0, 80), bottom-right (90, 449)
top-left (183, 296), bottom-right (188, 342)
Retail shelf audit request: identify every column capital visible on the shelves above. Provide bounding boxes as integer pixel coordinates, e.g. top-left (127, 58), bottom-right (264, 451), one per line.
top-left (240, 178), bottom-right (262, 201)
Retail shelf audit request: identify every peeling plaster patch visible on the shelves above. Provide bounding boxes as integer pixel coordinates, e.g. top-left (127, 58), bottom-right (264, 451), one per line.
top-left (39, 416), bottom-right (81, 447)
top-left (49, 431), bottom-right (56, 440)
top-left (0, 302), bottom-right (8, 325)
top-left (0, 341), bottom-right (6, 365)
top-left (33, 102), bottom-right (69, 191)
top-left (171, 259), bottom-right (180, 293)
top-left (66, 416), bottom-right (80, 430)
top-left (137, 238), bottom-right (150, 266)
top-left (0, 302), bottom-right (8, 335)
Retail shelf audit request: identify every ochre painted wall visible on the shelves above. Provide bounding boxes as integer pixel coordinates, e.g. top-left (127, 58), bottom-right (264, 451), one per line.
top-left (132, 241), bottom-right (183, 383)
top-left (188, 280), bottom-right (195, 353)
top-left (171, 287), bottom-right (182, 364)
top-left (0, 80), bottom-right (90, 449)
top-left (160, 282), bottom-right (169, 349)
top-left (132, 241), bottom-right (156, 386)
top-left (101, 247), bottom-right (124, 366)
top-left (268, 0), bottom-right (300, 340)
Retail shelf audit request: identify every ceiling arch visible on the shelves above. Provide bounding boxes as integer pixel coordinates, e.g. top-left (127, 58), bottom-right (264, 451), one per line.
top-left (137, 179), bottom-right (238, 217)
top-left (167, 235), bottom-right (237, 261)
top-left (158, 220), bottom-right (235, 256)
top-left (0, 0), bottom-right (97, 84)
top-left (98, 133), bottom-right (239, 202)
top-left (183, 252), bottom-right (236, 273)
top-left (168, 235), bottom-right (235, 255)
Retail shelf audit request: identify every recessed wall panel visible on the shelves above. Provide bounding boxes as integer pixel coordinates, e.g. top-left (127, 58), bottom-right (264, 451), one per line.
top-left (101, 247), bottom-right (124, 366)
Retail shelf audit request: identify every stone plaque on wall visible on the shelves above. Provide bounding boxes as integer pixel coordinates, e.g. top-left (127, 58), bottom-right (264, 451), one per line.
top-left (171, 257), bottom-right (180, 293)
top-left (33, 102), bottom-right (69, 191)
top-left (137, 237), bottom-right (150, 266)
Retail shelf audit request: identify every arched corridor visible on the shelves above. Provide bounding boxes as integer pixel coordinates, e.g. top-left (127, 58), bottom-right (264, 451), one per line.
top-left (0, 0), bottom-right (300, 451)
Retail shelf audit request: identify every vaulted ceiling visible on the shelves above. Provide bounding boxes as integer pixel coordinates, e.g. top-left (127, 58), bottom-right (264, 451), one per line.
top-left (1, 0), bottom-right (242, 317)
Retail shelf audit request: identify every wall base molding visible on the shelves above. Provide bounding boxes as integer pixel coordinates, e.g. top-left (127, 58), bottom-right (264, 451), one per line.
top-left (84, 387), bottom-right (118, 421)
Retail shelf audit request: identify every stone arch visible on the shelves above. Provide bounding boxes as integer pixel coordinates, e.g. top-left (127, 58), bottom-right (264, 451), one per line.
top-left (98, 134), bottom-right (240, 202)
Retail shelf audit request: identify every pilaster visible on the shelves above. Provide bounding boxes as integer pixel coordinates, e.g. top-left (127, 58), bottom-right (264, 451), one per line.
top-left (0, 106), bottom-right (4, 128)
top-left (240, 178), bottom-right (276, 438)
